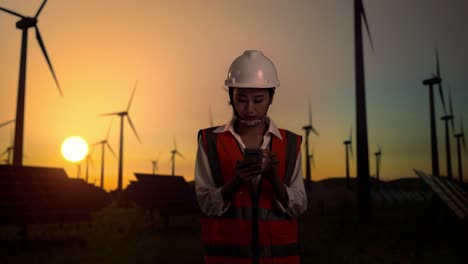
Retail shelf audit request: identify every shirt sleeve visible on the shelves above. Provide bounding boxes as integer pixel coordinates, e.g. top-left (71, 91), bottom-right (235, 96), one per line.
top-left (274, 150), bottom-right (308, 217)
top-left (194, 136), bottom-right (231, 216)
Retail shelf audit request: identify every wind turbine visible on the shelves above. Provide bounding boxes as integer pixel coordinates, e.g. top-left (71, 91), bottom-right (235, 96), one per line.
top-left (343, 126), bottom-right (353, 187)
top-left (151, 152), bottom-right (161, 175)
top-left (422, 46), bottom-right (447, 177)
top-left (0, 119), bottom-right (15, 164)
top-left (440, 86), bottom-right (455, 179)
top-left (92, 119), bottom-right (117, 190)
top-left (0, 0), bottom-right (63, 167)
top-left (84, 152), bottom-right (95, 183)
top-left (101, 81), bottom-right (141, 191)
top-left (374, 145), bottom-right (382, 181)
top-left (170, 135), bottom-right (185, 176)
top-left (354, 0), bottom-right (374, 223)
top-left (0, 147), bottom-right (13, 164)
top-left (454, 118), bottom-right (466, 183)
top-left (302, 97), bottom-right (319, 186)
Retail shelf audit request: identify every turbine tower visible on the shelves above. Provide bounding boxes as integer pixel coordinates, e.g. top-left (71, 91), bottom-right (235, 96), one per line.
top-left (92, 119), bottom-right (117, 190)
top-left (440, 86), bottom-right (455, 179)
top-left (454, 118), bottom-right (466, 183)
top-left (374, 145), bottom-right (382, 181)
top-left (101, 81), bottom-right (141, 192)
top-left (354, 0), bottom-right (374, 222)
top-left (0, 0), bottom-right (63, 166)
top-left (343, 127), bottom-right (353, 187)
top-left (422, 46), bottom-right (446, 177)
top-left (170, 135), bottom-right (184, 176)
top-left (302, 97), bottom-right (318, 186)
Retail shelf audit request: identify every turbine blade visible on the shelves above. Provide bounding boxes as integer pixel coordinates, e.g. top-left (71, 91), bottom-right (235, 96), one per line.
top-left (0, 119), bottom-right (15, 128)
top-left (35, 26), bottom-right (63, 97)
top-left (126, 115), bottom-right (141, 143)
top-left (0, 7), bottom-right (25, 18)
top-left (361, 2), bottom-right (375, 52)
top-left (127, 81), bottom-right (138, 111)
top-left (438, 83), bottom-right (447, 115)
top-left (176, 151), bottom-right (185, 159)
top-left (0, 149), bottom-right (8, 158)
top-left (106, 117), bottom-right (114, 140)
top-left (311, 126), bottom-right (319, 136)
top-left (434, 46), bottom-right (447, 115)
top-left (435, 44), bottom-right (441, 78)
top-left (448, 86), bottom-right (455, 131)
top-left (462, 120), bottom-right (466, 152)
top-left (350, 143), bottom-right (354, 160)
top-left (106, 142), bottom-right (117, 158)
top-left (308, 97), bottom-right (312, 126)
top-left (35, 0), bottom-right (48, 18)
top-left (349, 126), bottom-right (353, 142)
top-left (100, 112), bottom-right (120, 116)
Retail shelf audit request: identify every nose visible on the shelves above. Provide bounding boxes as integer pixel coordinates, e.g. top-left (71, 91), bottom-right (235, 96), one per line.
top-left (247, 101), bottom-right (254, 112)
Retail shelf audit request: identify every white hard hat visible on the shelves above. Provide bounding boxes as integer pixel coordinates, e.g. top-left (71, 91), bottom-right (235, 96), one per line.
top-left (225, 50), bottom-right (280, 88)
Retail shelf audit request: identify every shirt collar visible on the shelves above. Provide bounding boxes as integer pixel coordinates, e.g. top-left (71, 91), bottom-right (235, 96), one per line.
top-left (213, 116), bottom-right (283, 140)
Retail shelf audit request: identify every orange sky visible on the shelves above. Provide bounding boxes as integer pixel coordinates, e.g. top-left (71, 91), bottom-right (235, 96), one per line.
top-left (1, 0), bottom-right (467, 191)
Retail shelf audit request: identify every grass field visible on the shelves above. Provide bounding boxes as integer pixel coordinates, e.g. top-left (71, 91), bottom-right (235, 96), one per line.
top-left (0, 200), bottom-right (466, 264)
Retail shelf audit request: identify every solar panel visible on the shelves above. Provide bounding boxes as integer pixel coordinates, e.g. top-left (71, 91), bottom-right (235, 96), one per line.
top-left (124, 173), bottom-right (200, 217)
top-left (0, 165), bottom-right (111, 225)
top-left (414, 169), bottom-right (468, 220)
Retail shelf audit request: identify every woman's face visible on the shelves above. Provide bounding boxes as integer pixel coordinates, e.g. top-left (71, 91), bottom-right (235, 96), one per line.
top-left (232, 88), bottom-right (271, 122)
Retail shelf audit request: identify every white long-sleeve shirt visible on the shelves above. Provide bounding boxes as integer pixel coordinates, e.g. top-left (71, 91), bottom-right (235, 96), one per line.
top-left (195, 117), bottom-right (307, 218)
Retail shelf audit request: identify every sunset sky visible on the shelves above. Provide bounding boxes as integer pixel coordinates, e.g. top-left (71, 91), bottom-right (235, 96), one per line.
top-left (1, 0), bottom-right (467, 191)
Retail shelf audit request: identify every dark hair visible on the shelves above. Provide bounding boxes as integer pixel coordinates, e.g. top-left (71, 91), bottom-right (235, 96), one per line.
top-left (228, 87), bottom-right (275, 105)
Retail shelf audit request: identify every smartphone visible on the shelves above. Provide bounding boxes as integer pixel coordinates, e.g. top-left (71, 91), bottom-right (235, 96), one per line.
top-left (243, 148), bottom-right (263, 164)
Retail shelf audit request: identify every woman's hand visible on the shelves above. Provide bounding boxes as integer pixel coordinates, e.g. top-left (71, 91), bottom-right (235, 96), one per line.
top-left (261, 150), bottom-right (279, 182)
top-left (235, 159), bottom-right (262, 184)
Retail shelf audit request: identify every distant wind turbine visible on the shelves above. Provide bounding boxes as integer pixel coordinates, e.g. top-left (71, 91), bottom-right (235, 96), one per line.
top-left (92, 119), bottom-right (117, 190)
top-left (374, 145), bottom-right (382, 181)
top-left (440, 86), bottom-right (455, 179)
top-left (454, 118), bottom-right (466, 183)
top-left (151, 152), bottom-right (161, 175)
top-left (209, 105), bottom-right (214, 127)
top-left (170, 135), bottom-right (185, 176)
top-left (302, 97), bottom-right (319, 186)
top-left (0, 0), bottom-right (63, 166)
top-left (85, 151), bottom-right (95, 183)
top-left (354, 0), bottom-right (374, 223)
top-left (0, 119), bottom-right (15, 164)
top-left (343, 126), bottom-right (353, 187)
top-left (0, 146), bottom-right (13, 165)
top-left (422, 46), bottom-right (447, 177)
top-left (101, 81), bottom-right (141, 191)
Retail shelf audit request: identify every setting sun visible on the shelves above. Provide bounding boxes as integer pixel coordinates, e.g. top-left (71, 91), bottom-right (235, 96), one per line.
top-left (61, 136), bottom-right (89, 163)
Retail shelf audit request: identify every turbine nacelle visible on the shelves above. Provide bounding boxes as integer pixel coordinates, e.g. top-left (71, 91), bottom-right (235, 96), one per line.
top-left (422, 76), bottom-right (441, 86)
top-left (15, 17), bottom-right (37, 29)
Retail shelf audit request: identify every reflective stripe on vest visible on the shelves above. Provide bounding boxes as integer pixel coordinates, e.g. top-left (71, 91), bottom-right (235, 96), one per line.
top-left (199, 127), bottom-right (302, 263)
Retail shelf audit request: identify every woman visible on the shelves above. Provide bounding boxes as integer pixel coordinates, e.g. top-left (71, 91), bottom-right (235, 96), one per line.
top-left (195, 50), bottom-right (307, 264)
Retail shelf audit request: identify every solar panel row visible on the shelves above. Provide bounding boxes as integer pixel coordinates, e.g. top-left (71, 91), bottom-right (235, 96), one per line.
top-left (0, 165), bottom-right (111, 225)
top-left (123, 173), bottom-right (199, 217)
top-left (414, 169), bottom-right (468, 220)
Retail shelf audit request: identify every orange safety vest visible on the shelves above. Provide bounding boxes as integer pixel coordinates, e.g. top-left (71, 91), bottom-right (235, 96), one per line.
top-left (198, 127), bottom-right (302, 264)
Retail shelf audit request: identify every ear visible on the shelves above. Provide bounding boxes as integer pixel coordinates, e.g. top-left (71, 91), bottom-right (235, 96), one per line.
top-left (269, 95), bottom-right (274, 105)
